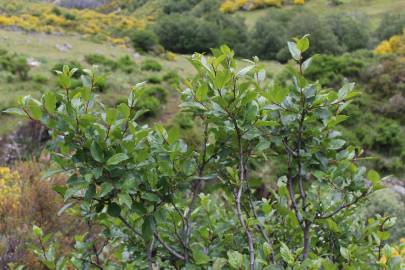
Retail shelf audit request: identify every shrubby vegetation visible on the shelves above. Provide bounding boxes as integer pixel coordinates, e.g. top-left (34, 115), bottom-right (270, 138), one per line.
top-left (5, 37), bottom-right (404, 270)
top-left (0, 49), bottom-right (30, 81)
top-left (374, 12), bottom-right (405, 42)
top-left (152, 7), bottom-right (375, 60)
top-left (130, 29), bottom-right (159, 52)
top-left (0, 162), bottom-right (80, 268)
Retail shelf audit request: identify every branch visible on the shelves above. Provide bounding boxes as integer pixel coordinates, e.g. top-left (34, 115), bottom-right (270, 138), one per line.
top-left (232, 117), bottom-right (255, 270)
top-left (147, 236), bottom-right (155, 270)
top-left (296, 109), bottom-right (307, 211)
top-left (285, 148), bottom-right (304, 228)
top-left (315, 192), bottom-right (368, 219)
top-left (154, 232), bottom-right (185, 261)
top-left (247, 191), bottom-right (274, 263)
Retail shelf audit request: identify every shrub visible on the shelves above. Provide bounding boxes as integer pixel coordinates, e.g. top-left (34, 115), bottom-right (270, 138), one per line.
top-left (210, 11), bottom-right (249, 56)
top-left (154, 11), bottom-right (248, 55)
top-left (136, 96), bottom-right (161, 117)
top-left (288, 11), bottom-right (343, 55)
top-left (173, 112), bottom-right (194, 130)
top-left (362, 56), bottom-right (405, 97)
top-left (10, 57), bottom-right (30, 81)
top-left (147, 75), bottom-right (161, 84)
top-left (163, 70), bottom-right (181, 87)
top-left (7, 38), bottom-right (392, 269)
top-left (0, 51), bottom-right (31, 81)
top-left (374, 30), bottom-right (405, 55)
top-left (130, 29), bottom-right (159, 52)
top-left (375, 12), bottom-right (405, 41)
top-left (32, 74), bottom-right (49, 84)
top-left (153, 14), bottom-right (219, 54)
top-left (325, 14), bottom-right (370, 51)
top-left (249, 9), bottom-right (367, 60)
top-left (145, 86), bottom-right (167, 102)
top-left (251, 20), bottom-right (287, 60)
top-left (304, 53), bottom-right (369, 87)
top-left (84, 54), bottom-right (117, 70)
top-left (116, 55), bottom-right (136, 74)
top-left (141, 59), bottom-right (162, 72)
top-left (163, 0), bottom-right (202, 14)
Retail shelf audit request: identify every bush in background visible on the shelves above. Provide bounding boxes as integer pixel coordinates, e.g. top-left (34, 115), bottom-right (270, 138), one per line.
top-left (326, 14), bottom-right (370, 51)
top-left (0, 50), bottom-right (31, 81)
top-left (375, 12), bottom-right (405, 42)
top-left (154, 14), bottom-right (218, 54)
top-left (130, 29), bottom-right (159, 52)
top-left (141, 59), bottom-right (162, 72)
top-left (117, 55), bottom-right (136, 74)
top-left (163, 0), bottom-right (202, 14)
top-left (85, 54), bottom-right (117, 70)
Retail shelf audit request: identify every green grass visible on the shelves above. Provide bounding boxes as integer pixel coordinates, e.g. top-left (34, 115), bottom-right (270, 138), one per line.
top-left (239, 0), bottom-right (405, 29)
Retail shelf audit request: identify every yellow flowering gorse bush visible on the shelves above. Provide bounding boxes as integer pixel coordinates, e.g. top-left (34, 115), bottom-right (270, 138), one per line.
top-left (0, 2), bottom-right (144, 45)
top-left (375, 28), bottom-right (405, 56)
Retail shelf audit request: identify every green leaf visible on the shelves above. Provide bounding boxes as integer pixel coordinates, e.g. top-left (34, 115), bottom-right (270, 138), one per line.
top-left (263, 242), bottom-right (272, 258)
top-left (367, 170), bottom-right (381, 186)
top-left (28, 101), bottom-right (42, 120)
top-left (193, 249), bottom-right (210, 265)
top-left (33, 225), bottom-right (43, 237)
top-left (106, 108), bottom-right (118, 125)
top-left (84, 183), bottom-right (96, 200)
top-left (280, 242), bottom-right (294, 265)
top-left (43, 92), bottom-right (57, 113)
top-left (142, 216), bottom-right (155, 241)
top-left (287, 41), bottom-right (301, 61)
top-left (99, 182), bottom-right (113, 197)
top-left (340, 247), bottom-right (350, 260)
top-left (237, 65), bottom-right (254, 77)
top-left (117, 103), bottom-right (130, 118)
top-left (90, 141), bottom-right (104, 163)
top-left (3, 107), bottom-right (26, 116)
top-left (118, 193), bottom-right (132, 208)
top-left (142, 192), bottom-right (160, 203)
top-left (213, 258), bottom-right (227, 270)
top-left (245, 103), bottom-right (258, 122)
top-left (302, 57), bottom-right (312, 72)
top-left (269, 85), bottom-right (290, 104)
top-left (107, 202), bottom-right (121, 217)
top-left (227, 250), bottom-right (243, 269)
top-left (296, 36), bottom-right (309, 52)
top-left (328, 139), bottom-right (345, 150)
top-left (326, 219), bottom-right (341, 233)
top-left (52, 185), bottom-right (67, 197)
top-left (196, 84), bottom-right (208, 101)
top-left (167, 126), bottom-right (180, 144)
top-left (107, 153), bottom-right (129, 166)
